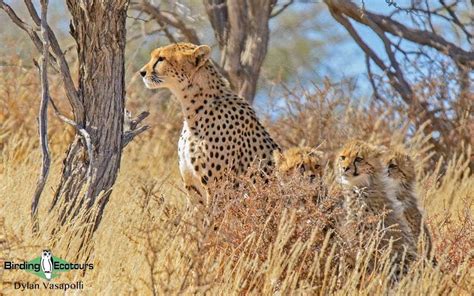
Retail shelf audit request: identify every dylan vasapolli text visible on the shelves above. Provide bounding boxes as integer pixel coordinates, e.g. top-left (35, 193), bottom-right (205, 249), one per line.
top-left (14, 281), bottom-right (84, 291)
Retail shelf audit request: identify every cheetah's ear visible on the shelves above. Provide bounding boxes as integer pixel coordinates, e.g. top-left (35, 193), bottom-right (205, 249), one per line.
top-left (387, 159), bottom-right (398, 169)
top-left (192, 45), bottom-right (211, 68)
top-left (377, 145), bottom-right (389, 155)
top-left (308, 148), bottom-right (323, 158)
top-left (273, 150), bottom-right (284, 167)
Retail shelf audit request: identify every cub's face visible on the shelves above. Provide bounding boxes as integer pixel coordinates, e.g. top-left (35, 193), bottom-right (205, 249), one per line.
top-left (139, 43), bottom-right (211, 91)
top-left (337, 140), bottom-right (382, 187)
top-left (384, 151), bottom-right (416, 186)
top-left (273, 147), bottom-right (325, 182)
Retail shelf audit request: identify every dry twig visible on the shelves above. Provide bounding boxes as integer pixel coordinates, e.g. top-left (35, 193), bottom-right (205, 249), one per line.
top-left (31, 0), bottom-right (51, 233)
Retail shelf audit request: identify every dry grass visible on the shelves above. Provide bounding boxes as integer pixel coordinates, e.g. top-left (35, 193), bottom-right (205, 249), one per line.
top-left (0, 54), bottom-right (473, 295)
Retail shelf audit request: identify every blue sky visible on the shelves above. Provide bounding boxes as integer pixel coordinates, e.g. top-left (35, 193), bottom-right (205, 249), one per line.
top-left (254, 0), bottom-right (472, 110)
top-left (1, 0), bottom-right (469, 110)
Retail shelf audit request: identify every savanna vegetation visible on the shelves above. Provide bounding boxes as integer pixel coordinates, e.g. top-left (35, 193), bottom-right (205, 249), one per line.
top-left (0, 0), bottom-right (472, 295)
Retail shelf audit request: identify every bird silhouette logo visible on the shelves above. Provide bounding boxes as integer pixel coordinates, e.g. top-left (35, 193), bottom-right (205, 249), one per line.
top-left (40, 250), bottom-right (53, 280)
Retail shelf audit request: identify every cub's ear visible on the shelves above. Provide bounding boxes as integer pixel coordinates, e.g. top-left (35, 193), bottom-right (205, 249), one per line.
top-left (308, 148), bottom-right (323, 158)
top-left (192, 45), bottom-right (211, 68)
top-left (387, 159), bottom-right (398, 169)
top-left (316, 151), bottom-right (329, 167)
top-left (273, 150), bottom-right (284, 167)
top-left (377, 145), bottom-right (389, 154)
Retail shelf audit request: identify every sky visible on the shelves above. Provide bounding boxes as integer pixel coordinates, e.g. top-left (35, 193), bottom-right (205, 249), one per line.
top-left (1, 0), bottom-right (470, 110)
top-left (253, 0), bottom-right (472, 110)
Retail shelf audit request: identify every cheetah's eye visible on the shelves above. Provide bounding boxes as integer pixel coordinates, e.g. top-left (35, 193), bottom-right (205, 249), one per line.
top-left (314, 164), bottom-right (320, 169)
top-left (388, 163), bottom-right (397, 169)
top-left (355, 157), bottom-right (363, 162)
top-left (340, 156), bottom-right (346, 160)
top-left (153, 57), bottom-right (165, 69)
top-left (298, 164), bottom-right (305, 174)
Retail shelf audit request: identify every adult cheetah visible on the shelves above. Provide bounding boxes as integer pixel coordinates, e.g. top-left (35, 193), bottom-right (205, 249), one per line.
top-left (139, 43), bottom-right (279, 205)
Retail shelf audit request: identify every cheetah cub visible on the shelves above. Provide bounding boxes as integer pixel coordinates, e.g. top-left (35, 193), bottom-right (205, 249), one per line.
top-left (383, 150), bottom-right (433, 259)
top-left (336, 140), bottom-right (417, 266)
top-left (273, 147), bottom-right (326, 182)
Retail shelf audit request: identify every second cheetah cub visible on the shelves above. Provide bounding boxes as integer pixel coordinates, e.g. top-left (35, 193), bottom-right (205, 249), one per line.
top-left (273, 147), bottom-right (326, 182)
top-left (383, 150), bottom-right (433, 259)
top-left (336, 140), bottom-right (417, 268)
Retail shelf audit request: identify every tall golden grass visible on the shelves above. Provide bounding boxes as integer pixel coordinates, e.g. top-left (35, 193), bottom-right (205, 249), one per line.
top-left (0, 54), bottom-right (472, 295)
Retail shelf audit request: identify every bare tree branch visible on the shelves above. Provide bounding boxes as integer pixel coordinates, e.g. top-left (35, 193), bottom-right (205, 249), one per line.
top-left (366, 54), bottom-right (383, 103)
top-left (23, 0), bottom-right (84, 123)
top-left (203, 0), bottom-right (227, 45)
top-left (329, 5), bottom-right (419, 105)
top-left (23, 0), bottom-right (40, 24)
top-left (122, 111), bottom-right (150, 147)
top-left (324, 0), bottom-right (474, 67)
top-left (0, 1), bottom-right (83, 123)
top-left (361, 10), bottom-right (415, 102)
top-left (48, 98), bottom-right (94, 178)
top-left (31, 0), bottom-right (51, 233)
top-left (0, 1), bottom-right (55, 63)
top-left (270, 0), bottom-right (294, 18)
top-left (326, 0), bottom-right (471, 163)
top-left (131, 0), bottom-right (200, 44)
top-left (439, 0), bottom-right (472, 43)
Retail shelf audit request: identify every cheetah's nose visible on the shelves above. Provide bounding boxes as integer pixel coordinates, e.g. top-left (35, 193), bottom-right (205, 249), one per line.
top-left (139, 70), bottom-right (146, 77)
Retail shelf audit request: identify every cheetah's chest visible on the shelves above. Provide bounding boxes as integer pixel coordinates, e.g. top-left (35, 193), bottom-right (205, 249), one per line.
top-left (178, 122), bottom-right (203, 188)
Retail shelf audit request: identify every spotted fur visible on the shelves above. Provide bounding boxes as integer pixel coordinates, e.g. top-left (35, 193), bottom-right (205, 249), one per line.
top-left (273, 147), bottom-right (326, 182)
top-left (383, 150), bottom-right (433, 259)
top-left (140, 43), bottom-right (279, 205)
top-left (336, 140), bottom-right (417, 268)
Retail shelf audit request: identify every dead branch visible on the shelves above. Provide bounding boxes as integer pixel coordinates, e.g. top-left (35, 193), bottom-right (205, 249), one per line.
top-left (0, 1), bottom-right (55, 64)
top-left (327, 7), bottom-right (408, 99)
top-left (49, 99), bottom-right (94, 178)
top-left (324, 0), bottom-right (474, 67)
top-left (131, 0), bottom-right (200, 44)
top-left (365, 54), bottom-right (383, 103)
top-left (23, 0), bottom-right (83, 123)
top-left (122, 111), bottom-right (150, 148)
top-left (439, 0), bottom-right (472, 43)
top-left (270, 0), bottom-right (294, 18)
top-left (358, 7), bottom-right (415, 103)
top-left (31, 0), bottom-right (51, 233)
top-left (0, 1), bottom-right (83, 123)
top-left (326, 0), bottom-right (457, 156)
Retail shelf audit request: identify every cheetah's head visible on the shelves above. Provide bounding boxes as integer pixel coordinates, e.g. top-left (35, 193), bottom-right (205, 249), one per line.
top-left (337, 140), bottom-right (383, 187)
top-left (139, 43), bottom-right (211, 92)
top-left (273, 147), bottom-right (326, 182)
top-left (383, 150), bottom-right (416, 187)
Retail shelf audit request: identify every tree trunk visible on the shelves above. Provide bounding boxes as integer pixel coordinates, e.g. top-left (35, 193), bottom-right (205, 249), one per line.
top-left (204, 0), bottom-right (276, 103)
top-left (50, 1), bottom-right (129, 235)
